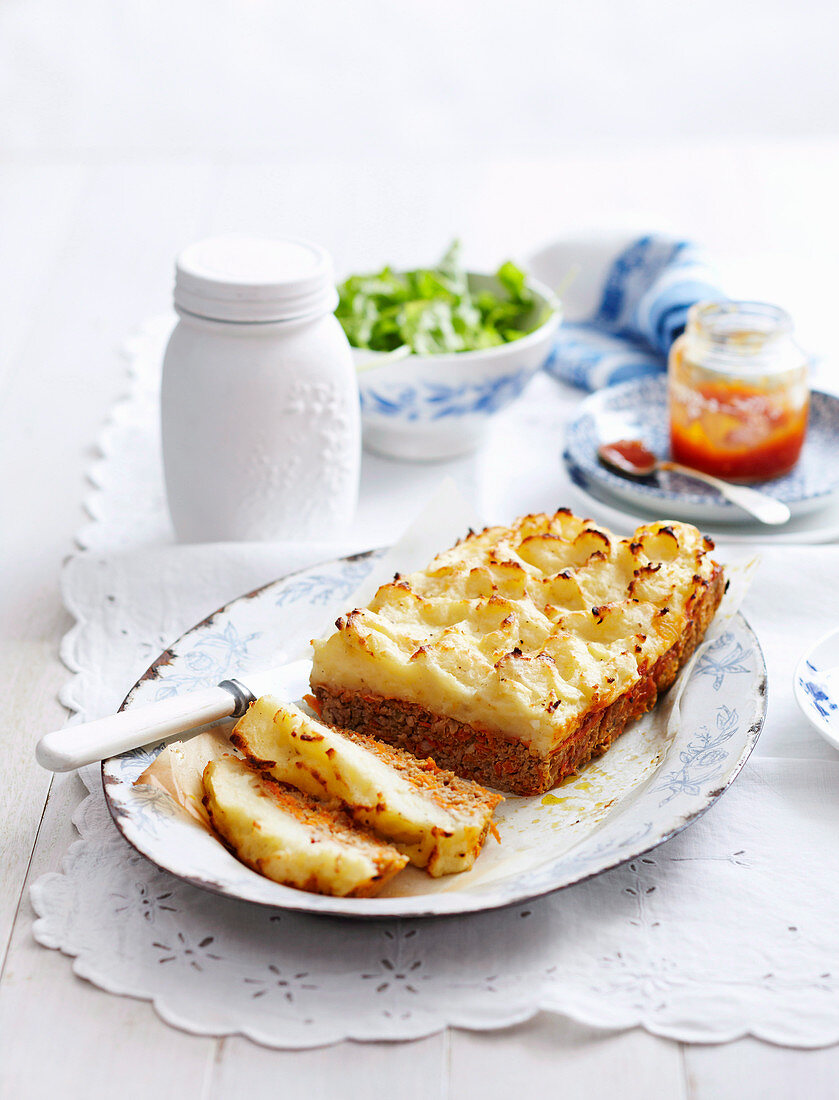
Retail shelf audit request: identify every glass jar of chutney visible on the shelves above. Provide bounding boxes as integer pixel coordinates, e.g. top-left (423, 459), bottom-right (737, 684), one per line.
top-left (668, 301), bottom-right (809, 482)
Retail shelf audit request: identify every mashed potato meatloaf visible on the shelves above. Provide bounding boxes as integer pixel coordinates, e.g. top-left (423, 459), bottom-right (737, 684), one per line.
top-left (231, 699), bottom-right (502, 877)
top-left (310, 511), bottom-right (724, 796)
top-left (203, 755), bottom-right (407, 898)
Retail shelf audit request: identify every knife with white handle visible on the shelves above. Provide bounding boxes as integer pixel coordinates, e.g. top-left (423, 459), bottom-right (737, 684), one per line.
top-left (35, 478), bottom-right (478, 774)
top-left (35, 658), bottom-right (312, 773)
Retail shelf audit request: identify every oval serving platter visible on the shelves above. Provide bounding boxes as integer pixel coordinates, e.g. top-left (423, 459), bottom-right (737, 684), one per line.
top-left (103, 550), bottom-right (767, 919)
top-left (564, 375), bottom-right (839, 524)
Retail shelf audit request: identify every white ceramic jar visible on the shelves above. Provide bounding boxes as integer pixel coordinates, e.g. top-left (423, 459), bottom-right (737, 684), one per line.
top-left (161, 236), bottom-right (360, 542)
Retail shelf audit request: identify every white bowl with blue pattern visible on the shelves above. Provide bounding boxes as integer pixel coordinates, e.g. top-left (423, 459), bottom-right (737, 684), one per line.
top-left (356, 274), bottom-right (560, 461)
top-left (564, 376), bottom-right (839, 524)
top-left (794, 629), bottom-right (839, 753)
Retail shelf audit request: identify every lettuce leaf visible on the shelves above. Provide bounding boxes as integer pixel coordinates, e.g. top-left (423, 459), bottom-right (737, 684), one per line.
top-left (336, 241), bottom-right (547, 355)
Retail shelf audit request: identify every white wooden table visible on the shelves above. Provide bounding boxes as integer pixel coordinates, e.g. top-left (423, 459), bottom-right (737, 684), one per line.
top-left (2, 148), bottom-right (839, 1098)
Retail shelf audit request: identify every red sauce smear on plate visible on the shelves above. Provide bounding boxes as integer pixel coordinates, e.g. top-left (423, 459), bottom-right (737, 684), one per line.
top-left (599, 439), bottom-right (657, 473)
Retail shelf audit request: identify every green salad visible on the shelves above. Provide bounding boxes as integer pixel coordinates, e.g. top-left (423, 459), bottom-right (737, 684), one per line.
top-left (336, 241), bottom-right (551, 356)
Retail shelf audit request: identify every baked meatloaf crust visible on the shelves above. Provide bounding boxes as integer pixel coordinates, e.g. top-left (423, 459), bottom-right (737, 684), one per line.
top-left (313, 564), bottom-right (723, 795)
top-left (311, 513), bottom-right (724, 797)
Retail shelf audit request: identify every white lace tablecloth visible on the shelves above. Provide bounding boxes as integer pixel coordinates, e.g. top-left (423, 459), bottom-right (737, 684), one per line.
top-left (32, 319), bottom-right (839, 1048)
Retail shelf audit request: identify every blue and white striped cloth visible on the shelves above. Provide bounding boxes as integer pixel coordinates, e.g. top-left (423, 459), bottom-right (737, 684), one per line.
top-left (528, 235), bottom-right (725, 391)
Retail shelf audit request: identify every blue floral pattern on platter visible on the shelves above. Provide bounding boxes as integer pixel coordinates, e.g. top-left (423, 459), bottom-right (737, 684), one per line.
top-left (274, 556), bottom-right (375, 608)
top-left (152, 622), bottom-right (263, 701)
top-left (564, 375), bottom-right (839, 520)
top-left (360, 370), bottom-right (531, 421)
top-left (654, 705), bottom-right (740, 804)
top-left (102, 553), bottom-right (767, 920)
top-left (694, 632), bottom-right (752, 691)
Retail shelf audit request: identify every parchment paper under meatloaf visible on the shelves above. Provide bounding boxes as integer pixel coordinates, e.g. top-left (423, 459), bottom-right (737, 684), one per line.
top-left (313, 565), bottom-right (724, 796)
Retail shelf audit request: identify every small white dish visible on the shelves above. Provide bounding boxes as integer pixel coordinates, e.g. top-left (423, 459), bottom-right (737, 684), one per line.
top-left (564, 376), bottom-right (839, 525)
top-left (794, 629), bottom-right (839, 752)
top-left (356, 273), bottom-right (560, 461)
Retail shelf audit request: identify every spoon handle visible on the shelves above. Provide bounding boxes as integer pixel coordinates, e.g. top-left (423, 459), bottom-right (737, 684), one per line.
top-left (659, 462), bottom-right (791, 525)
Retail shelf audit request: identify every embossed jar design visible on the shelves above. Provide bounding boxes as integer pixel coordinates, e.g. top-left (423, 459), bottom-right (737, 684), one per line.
top-left (162, 236), bottom-right (360, 542)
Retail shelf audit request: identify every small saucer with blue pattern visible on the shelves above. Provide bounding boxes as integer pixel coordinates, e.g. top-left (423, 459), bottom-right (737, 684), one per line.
top-left (565, 456), bottom-right (839, 545)
top-left (794, 628), bottom-right (839, 753)
top-left (563, 375), bottom-right (839, 525)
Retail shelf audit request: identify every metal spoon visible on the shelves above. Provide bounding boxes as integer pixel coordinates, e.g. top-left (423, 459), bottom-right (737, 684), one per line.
top-left (597, 440), bottom-right (791, 526)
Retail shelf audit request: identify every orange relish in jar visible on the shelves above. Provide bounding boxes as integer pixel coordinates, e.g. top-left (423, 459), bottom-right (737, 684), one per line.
top-left (668, 301), bottom-right (809, 483)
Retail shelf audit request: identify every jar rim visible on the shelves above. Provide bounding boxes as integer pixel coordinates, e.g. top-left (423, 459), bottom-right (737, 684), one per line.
top-left (687, 300), bottom-right (794, 344)
top-left (680, 299), bottom-right (805, 377)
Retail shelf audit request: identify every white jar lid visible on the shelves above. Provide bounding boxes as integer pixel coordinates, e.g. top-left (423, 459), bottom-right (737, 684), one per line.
top-left (173, 235), bottom-right (338, 322)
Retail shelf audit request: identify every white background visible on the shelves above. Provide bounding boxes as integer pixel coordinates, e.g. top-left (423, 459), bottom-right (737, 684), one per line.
top-left (3, 2), bottom-right (839, 1097)
top-left (4, 0), bottom-right (839, 156)
top-left (4, 0), bottom-right (839, 377)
